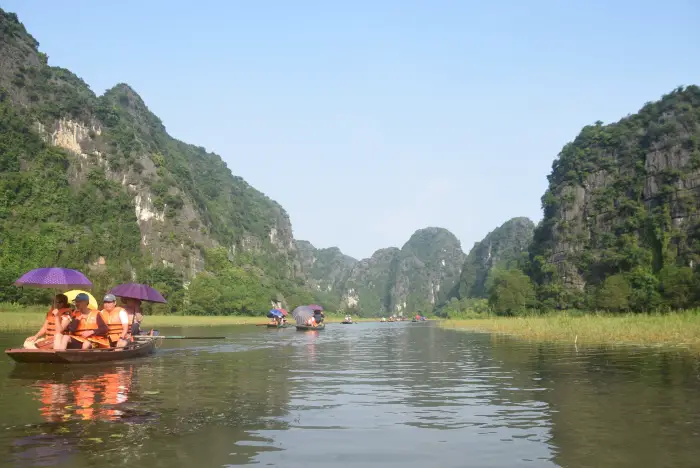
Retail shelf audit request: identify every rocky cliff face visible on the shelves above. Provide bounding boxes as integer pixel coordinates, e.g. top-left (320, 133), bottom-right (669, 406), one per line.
top-left (459, 217), bottom-right (534, 298)
top-left (0, 10), bottom-right (299, 288)
top-left (294, 240), bottom-right (357, 295)
top-left (342, 247), bottom-right (400, 313)
top-left (389, 228), bottom-right (465, 314)
top-left (529, 86), bottom-right (700, 307)
top-left (298, 227), bottom-right (465, 315)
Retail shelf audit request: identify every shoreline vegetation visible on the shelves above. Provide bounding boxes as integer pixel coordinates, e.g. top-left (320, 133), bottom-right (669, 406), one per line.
top-left (4, 303), bottom-right (699, 352)
top-left (0, 304), bottom-right (382, 332)
top-left (440, 311), bottom-right (700, 351)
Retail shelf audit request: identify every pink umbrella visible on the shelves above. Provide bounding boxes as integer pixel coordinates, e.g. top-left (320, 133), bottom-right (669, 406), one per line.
top-left (279, 308), bottom-right (288, 316)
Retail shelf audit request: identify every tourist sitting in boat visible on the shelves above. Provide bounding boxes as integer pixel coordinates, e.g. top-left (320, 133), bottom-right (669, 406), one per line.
top-left (268, 316), bottom-right (282, 326)
top-left (313, 310), bottom-right (324, 325)
top-left (102, 294), bottom-right (131, 348)
top-left (57, 293), bottom-right (109, 350)
top-left (122, 297), bottom-right (155, 336)
top-left (23, 294), bottom-right (73, 349)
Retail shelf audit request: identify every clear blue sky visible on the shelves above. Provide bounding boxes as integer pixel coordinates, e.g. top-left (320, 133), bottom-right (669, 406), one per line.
top-left (4, 0), bottom-right (699, 259)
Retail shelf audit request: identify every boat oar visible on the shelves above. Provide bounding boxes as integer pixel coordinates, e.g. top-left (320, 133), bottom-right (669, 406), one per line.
top-left (134, 335), bottom-right (227, 340)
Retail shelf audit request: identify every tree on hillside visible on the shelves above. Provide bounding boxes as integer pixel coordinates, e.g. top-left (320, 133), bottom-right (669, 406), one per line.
top-left (488, 269), bottom-right (536, 315)
top-left (658, 264), bottom-right (694, 310)
top-left (596, 274), bottom-right (631, 312)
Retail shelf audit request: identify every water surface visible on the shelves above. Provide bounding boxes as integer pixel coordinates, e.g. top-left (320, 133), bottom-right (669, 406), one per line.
top-left (1, 322), bottom-right (699, 467)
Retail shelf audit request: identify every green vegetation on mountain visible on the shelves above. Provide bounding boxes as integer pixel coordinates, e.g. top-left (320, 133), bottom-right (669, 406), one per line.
top-left (0, 8), bottom-right (308, 312)
top-left (295, 241), bottom-right (357, 295)
top-left (0, 93), bottom-right (142, 303)
top-left (525, 85), bottom-right (700, 313)
top-left (458, 217), bottom-right (534, 299)
top-left (343, 247), bottom-right (400, 315)
top-left (4, 8), bottom-right (700, 319)
top-left (389, 227), bottom-right (465, 313)
top-left (296, 228), bottom-right (466, 316)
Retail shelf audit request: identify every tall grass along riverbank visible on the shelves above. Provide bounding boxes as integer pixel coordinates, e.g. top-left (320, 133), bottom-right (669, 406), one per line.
top-left (441, 312), bottom-right (700, 350)
top-left (0, 304), bottom-right (388, 332)
top-left (0, 305), bottom-right (270, 332)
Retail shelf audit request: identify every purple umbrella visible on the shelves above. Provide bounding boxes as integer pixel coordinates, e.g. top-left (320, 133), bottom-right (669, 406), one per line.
top-left (308, 304), bottom-right (323, 312)
top-left (109, 283), bottom-right (167, 303)
top-left (14, 268), bottom-right (92, 289)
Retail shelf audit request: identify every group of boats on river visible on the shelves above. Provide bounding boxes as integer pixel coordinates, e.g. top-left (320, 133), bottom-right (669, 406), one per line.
top-left (4, 268), bottom-right (428, 365)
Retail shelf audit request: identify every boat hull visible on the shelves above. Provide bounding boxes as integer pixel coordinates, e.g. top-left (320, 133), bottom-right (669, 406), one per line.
top-left (341, 321), bottom-right (353, 324)
top-left (267, 323), bottom-right (288, 328)
top-left (295, 324), bottom-right (325, 331)
top-left (5, 338), bottom-right (157, 364)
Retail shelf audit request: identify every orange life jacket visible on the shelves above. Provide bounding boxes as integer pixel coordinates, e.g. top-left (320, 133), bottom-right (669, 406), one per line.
top-left (35, 308), bottom-right (72, 349)
top-left (102, 306), bottom-right (131, 343)
top-left (44, 308), bottom-right (72, 336)
top-left (71, 309), bottom-right (111, 348)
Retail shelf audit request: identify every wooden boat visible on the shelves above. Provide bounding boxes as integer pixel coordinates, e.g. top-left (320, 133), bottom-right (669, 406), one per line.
top-left (341, 321), bottom-right (353, 324)
top-left (295, 323), bottom-right (325, 331)
top-left (4, 337), bottom-right (157, 364)
top-left (267, 323), bottom-right (288, 328)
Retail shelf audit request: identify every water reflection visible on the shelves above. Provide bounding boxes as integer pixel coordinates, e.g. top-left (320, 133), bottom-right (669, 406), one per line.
top-left (1, 324), bottom-right (700, 467)
top-left (9, 365), bottom-right (150, 424)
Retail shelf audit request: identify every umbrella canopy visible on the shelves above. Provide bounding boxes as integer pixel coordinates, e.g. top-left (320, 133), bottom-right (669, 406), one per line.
top-left (267, 309), bottom-right (284, 318)
top-left (109, 283), bottom-right (167, 303)
top-left (14, 268), bottom-right (92, 289)
top-left (292, 305), bottom-right (315, 325)
top-left (308, 304), bottom-right (323, 312)
top-left (64, 290), bottom-right (98, 310)
top-left (278, 308), bottom-right (288, 316)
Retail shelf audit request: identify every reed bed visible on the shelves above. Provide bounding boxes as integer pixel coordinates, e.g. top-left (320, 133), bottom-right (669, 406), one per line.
top-left (440, 311), bottom-right (700, 350)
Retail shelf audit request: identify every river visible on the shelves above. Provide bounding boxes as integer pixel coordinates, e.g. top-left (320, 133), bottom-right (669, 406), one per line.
top-left (0, 321), bottom-right (699, 467)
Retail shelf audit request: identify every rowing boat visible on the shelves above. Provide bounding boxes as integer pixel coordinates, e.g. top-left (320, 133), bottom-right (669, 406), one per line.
top-left (295, 323), bottom-right (325, 331)
top-left (341, 321), bottom-right (353, 324)
top-left (4, 337), bottom-right (158, 364)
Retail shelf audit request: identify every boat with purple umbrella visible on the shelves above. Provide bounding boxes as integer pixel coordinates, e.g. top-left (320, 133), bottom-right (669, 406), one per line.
top-left (5, 270), bottom-right (160, 364)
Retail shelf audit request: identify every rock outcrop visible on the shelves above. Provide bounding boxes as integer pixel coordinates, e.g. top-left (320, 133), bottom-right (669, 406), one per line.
top-left (0, 9), bottom-right (299, 296)
top-left (299, 228), bottom-right (465, 315)
top-left (529, 86), bottom-right (700, 307)
top-left (459, 217), bottom-right (534, 298)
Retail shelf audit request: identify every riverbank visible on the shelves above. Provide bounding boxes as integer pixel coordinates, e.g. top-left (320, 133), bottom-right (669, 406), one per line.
top-left (0, 309), bottom-right (271, 331)
top-left (0, 306), bottom-right (383, 332)
top-left (440, 312), bottom-right (700, 350)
